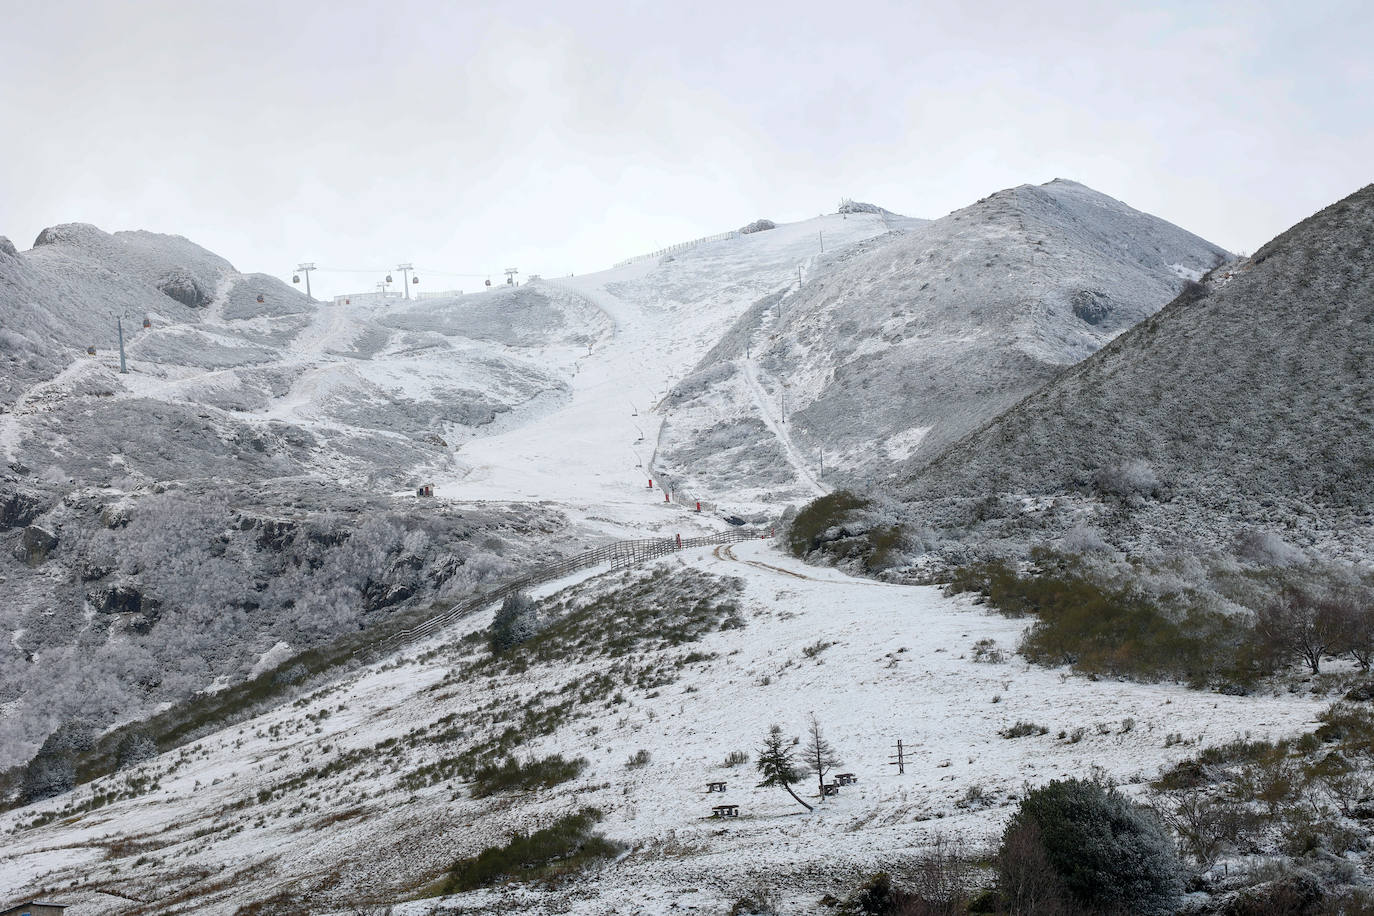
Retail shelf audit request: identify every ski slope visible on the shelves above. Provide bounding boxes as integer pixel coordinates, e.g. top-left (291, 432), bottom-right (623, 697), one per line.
top-left (434, 212), bottom-right (898, 530)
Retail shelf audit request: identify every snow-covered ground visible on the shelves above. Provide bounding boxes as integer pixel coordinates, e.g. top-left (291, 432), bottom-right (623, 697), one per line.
top-left (0, 540), bottom-right (1323, 914)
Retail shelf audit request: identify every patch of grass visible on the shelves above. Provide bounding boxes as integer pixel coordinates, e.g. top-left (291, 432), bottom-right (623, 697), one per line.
top-left (469, 754), bottom-right (587, 798)
top-left (1001, 721), bottom-right (1050, 739)
top-left (945, 552), bottom-right (1267, 687)
top-left (430, 808), bottom-right (620, 895)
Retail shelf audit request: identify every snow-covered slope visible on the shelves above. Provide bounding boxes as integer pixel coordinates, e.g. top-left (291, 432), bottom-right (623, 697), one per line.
top-left (0, 540), bottom-right (1322, 914)
top-left (0, 210), bottom-right (906, 772)
top-left (655, 180), bottom-right (1231, 505)
top-left (893, 182), bottom-right (1374, 560)
top-left (427, 210), bottom-right (912, 525)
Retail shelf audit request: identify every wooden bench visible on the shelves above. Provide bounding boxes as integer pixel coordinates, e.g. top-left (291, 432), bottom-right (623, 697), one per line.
top-left (835, 773), bottom-right (858, 786)
top-left (706, 781), bottom-right (727, 793)
top-left (711, 804), bottom-right (739, 818)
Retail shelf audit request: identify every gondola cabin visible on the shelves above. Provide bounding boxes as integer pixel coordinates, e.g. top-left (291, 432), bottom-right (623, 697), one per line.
top-left (86, 346), bottom-right (96, 356)
top-left (256, 293), bottom-right (265, 303)
top-left (142, 317), bottom-right (152, 329)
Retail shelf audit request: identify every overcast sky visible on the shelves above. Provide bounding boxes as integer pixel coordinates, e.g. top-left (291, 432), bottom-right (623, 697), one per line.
top-left (2, 0), bottom-right (1370, 298)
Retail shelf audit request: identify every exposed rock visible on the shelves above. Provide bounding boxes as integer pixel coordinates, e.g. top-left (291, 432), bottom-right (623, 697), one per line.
top-left (739, 218), bottom-right (776, 234)
top-left (0, 236), bottom-right (17, 257)
top-left (1071, 289), bottom-right (1113, 325)
top-left (362, 580), bottom-right (415, 612)
top-left (16, 525), bottom-right (58, 566)
top-left (1, 491), bottom-right (44, 530)
top-left (156, 268), bottom-right (214, 308)
top-left (90, 584), bottom-right (155, 615)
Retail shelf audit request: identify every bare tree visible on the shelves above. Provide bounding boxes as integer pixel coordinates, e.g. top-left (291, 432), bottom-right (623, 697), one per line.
top-left (756, 724), bottom-right (811, 811)
top-left (1253, 582), bottom-right (1349, 674)
top-left (1334, 584), bottom-right (1374, 672)
top-left (803, 712), bottom-right (842, 801)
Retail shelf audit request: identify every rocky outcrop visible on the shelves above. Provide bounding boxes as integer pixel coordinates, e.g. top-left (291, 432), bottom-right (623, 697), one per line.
top-left (1, 491), bottom-right (44, 530)
top-left (16, 525), bottom-right (57, 566)
top-left (156, 268), bottom-right (215, 308)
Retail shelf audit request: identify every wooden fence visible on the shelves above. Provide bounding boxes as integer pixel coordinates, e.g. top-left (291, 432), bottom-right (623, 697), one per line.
top-left (364, 527), bottom-right (765, 655)
top-left (612, 230), bottom-right (741, 269)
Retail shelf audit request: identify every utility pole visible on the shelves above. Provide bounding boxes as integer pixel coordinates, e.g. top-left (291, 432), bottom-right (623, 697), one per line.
top-left (296, 262), bottom-right (316, 300)
top-left (116, 316), bottom-right (128, 374)
top-left (819, 230), bottom-right (824, 253)
top-left (797, 265), bottom-right (803, 289)
top-left (888, 739), bottom-right (908, 775)
top-left (396, 263), bottom-right (414, 300)
top-left (819, 448), bottom-right (823, 478)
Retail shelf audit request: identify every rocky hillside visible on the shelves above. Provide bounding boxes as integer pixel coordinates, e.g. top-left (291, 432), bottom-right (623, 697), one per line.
top-left (655, 180), bottom-right (1231, 504)
top-left (895, 183), bottom-right (1374, 561)
top-left (0, 226), bottom-right (611, 769)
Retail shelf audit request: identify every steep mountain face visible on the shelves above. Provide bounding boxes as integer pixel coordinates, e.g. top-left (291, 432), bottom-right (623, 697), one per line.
top-left (655, 180), bottom-right (1231, 504)
top-left (896, 183), bottom-right (1374, 560)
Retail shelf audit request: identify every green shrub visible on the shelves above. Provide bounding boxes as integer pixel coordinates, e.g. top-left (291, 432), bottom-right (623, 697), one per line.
top-left (469, 754), bottom-right (586, 798)
top-left (999, 778), bottom-right (1182, 916)
top-left (946, 554), bottom-right (1267, 686)
top-left (436, 808), bottom-right (619, 893)
top-left (786, 490), bottom-right (870, 557)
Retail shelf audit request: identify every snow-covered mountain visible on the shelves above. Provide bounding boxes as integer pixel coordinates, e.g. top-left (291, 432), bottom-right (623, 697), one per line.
top-left (655, 180), bottom-right (1231, 505)
top-left (6, 182), bottom-right (1350, 915)
top-left (894, 182), bottom-right (1374, 561)
top-left (0, 210), bottom-right (903, 772)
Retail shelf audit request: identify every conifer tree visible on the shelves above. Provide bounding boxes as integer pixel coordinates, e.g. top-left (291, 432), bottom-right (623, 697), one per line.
top-left (756, 724), bottom-right (812, 811)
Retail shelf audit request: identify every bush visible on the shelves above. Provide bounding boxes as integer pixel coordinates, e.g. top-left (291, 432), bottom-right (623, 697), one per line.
top-left (469, 754), bottom-right (586, 798)
top-left (998, 778), bottom-right (1182, 916)
top-left (436, 808), bottom-right (619, 893)
top-left (625, 749), bottom-right (651, 769)
top-left (1001, 721), bottom-right (1049, 739)
top-left (1093, 459), bottom-right (1160, 500)
top-left (490, 591), bottom-right (540, 654)
top-left (723, 749), bottom-right (749, 767)
top-left (787, 490), bottom-right (871, 557)
top-left (946, 554), bottom-right (1266, 686)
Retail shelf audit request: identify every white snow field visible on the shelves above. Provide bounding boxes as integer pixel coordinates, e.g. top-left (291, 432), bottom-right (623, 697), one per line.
top-left (0, 541), bottom-right (1322, 914)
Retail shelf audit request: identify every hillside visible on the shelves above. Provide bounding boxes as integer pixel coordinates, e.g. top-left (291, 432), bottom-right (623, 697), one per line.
top-left (895, 183), bottom-right (1374, 560)
top-left (0, 211), bottom-right (900, 770)
top-left (654, 180), bottom-right (1231, 504)
top-left (0, 540), bottom-right (1321, 914)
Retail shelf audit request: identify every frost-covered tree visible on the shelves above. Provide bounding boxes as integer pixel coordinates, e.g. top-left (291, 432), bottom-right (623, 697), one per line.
top-left (802, 712), bottom-right (842, 801)
top-left (21, 720), bottom-right (95, 803)
top-left (489, 591), bottom-right (539, 654)
top-left (755, 724), bottom-right (811, 811)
